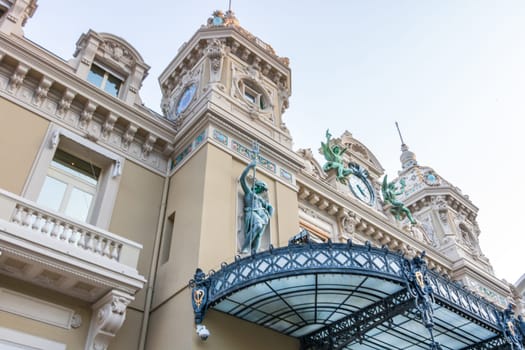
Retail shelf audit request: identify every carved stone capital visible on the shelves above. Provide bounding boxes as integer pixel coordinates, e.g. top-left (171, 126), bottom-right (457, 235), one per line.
top-left (85, 290), bottom-right (134, 350)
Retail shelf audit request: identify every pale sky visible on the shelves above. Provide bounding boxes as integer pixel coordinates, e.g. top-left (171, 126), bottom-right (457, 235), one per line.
top-left (24, 1), bottom-right (525, 284)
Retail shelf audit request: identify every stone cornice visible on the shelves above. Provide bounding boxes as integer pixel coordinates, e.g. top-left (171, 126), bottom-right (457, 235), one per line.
top-left (406, 187), bottom-right (479, 221)
top-left (0, 34), bottom-right (178, 174)
top-left (172, 88), bottom-right (304, 172)
top-left (295, 171), bottom-right (453, 276)
top-left (159, 26), bottom-right (290, 96)
top-left (0, 34), bottom-right (175, 140)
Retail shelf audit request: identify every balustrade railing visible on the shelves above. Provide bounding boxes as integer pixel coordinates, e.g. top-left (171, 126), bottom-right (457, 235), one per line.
top-left (0, 189), bottom-right (141, 269)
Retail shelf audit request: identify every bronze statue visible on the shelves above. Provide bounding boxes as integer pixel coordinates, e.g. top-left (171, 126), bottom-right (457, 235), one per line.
top-left (321, 129), bottom-right (352, 184)
top-left (240, 160), bottom-right (273, 253)
top-left (382, 175), bottom-right (416, 224)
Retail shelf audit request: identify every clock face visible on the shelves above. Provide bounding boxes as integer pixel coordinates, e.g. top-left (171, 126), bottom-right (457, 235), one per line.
top-left (175, 84), bottom-right (197, 116)
top-left (349, 173), bottom-right (375, 205)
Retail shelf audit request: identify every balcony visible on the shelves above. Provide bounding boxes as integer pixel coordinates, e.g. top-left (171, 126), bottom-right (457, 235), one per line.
top-left (0, 188), bottom-right (145, 302)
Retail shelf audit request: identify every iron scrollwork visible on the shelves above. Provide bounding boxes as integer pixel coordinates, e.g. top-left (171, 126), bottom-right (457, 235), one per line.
top-left (189, 268), bottom-right (210, 326)
top-left (500, 304), bottom-right (524, 350)
top-left (404, 252), bottom-right (442, 350)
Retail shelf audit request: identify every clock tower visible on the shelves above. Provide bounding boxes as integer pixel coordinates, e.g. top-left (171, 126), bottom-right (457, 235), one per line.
top-left (147, 10), bottom-right (302, 350)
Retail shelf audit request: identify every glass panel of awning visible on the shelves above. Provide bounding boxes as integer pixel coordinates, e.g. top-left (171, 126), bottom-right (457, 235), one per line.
top-left (197, 242), bottom-right (508, 350)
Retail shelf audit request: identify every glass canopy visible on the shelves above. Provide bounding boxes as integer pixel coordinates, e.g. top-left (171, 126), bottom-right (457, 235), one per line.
top-left (190, 241), bottom-right (523, 350)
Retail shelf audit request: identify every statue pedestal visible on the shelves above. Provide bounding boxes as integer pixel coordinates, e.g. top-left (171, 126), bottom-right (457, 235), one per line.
top-left (324, 169), bottom-right (348, 193)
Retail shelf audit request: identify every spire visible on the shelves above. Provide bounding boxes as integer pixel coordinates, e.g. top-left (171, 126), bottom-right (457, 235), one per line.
top-left (395, 122), bottom-right (417, 170)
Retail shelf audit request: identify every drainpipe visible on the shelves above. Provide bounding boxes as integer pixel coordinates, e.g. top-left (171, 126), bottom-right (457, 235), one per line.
top-left (138, 172), bottom-right (170, 349)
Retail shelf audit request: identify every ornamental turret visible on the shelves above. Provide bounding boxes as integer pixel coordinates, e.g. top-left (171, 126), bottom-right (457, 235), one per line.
top-left (389, 126), bottom-right (510, 308)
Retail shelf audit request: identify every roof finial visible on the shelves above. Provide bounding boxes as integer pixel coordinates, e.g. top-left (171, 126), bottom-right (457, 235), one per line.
top-left (395, 122), bottom-right (417, 170)
top-left (395, 121), bottom-right (405, 146)
top-left (228, 0), bottom-right (232, 12)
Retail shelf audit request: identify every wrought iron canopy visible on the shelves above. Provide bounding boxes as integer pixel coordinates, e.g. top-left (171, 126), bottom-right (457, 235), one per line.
top-left (189, 241), bottom-right (524, 350)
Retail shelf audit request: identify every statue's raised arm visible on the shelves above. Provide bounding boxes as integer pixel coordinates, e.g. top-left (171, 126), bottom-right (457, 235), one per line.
top-left (240, 160), bottom-right (273, 253)
top-left (240, 160), bottom-right (256, 194)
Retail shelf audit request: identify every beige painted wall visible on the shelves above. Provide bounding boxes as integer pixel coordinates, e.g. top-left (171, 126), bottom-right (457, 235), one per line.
top-left (148, 142), bottom-right (302, 349)
top-left (153, 146), bottom-right (208, 307)
top-left (275, 182), bottom-right (300, 246)
top-left (0, 275), bottom-right (90, 349)
top-left (110, 308), bottom-right (144, 350)
top-left (109, 159), bottom-right (164, 310)
top-left (146, 288), bottom-right (297, 350)
top-left (0, 99), bottom-right (49, 194)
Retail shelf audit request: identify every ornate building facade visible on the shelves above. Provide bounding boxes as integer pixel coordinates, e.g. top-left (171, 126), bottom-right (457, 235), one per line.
top-left (0, 2), bottom-right (523, 349)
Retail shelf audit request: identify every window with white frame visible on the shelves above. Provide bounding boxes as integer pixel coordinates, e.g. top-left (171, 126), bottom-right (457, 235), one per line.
top-left (87, 63), bottom-right (123, 97)
top-left (37, 149), bottom-right (101, 222)
top-left (24, 126), bottom-right (123, 229)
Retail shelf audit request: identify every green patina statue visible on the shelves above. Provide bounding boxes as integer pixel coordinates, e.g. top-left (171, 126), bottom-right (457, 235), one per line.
top-left (321, 129), bottom-right (352, 184)
top-left (240, 160), bottom-right (274, 253)
top-left (382, 175), bottom-right (416, 225)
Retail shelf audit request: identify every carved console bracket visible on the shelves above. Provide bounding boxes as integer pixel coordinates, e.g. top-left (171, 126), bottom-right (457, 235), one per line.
top-left (85, 290), bottom-right (134, 350)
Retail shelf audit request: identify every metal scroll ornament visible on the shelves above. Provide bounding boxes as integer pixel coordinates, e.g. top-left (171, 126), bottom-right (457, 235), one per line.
top-left (500, 304), bottom-right (524, 350)
top-left (404, 252), bottom-right (442, 350)
top-left (189, 268), bottom-right (209, 325)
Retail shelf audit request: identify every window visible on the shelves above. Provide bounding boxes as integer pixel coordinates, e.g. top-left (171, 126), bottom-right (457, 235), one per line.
top-left (24, 126), bottom-right (123, 229)
top-left (37, 149), bottom-right (100, 222)
top-left (87, 64), bottom-right (122, 97)
top-left (239, 79), bottom-right (267, 109)
top-left (160, 212), bottom-right (175, 264)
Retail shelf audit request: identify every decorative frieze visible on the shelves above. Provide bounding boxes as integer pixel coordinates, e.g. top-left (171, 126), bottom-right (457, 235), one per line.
top-left (0, 51), bottom-right (173, 175)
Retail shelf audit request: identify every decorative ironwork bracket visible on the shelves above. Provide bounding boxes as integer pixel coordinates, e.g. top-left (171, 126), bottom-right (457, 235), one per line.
top-left (189, 268), bottom-right (210, 326)
top-left (499, 304), bottom-right (524, 350)
top-left (404, 251), bottom-right (443, 350)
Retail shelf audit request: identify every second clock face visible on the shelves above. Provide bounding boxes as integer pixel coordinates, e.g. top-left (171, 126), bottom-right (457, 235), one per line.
top-left (175, 84), bottom-right (197, 117)
top-left (349, 173), bottom-right (374, 205)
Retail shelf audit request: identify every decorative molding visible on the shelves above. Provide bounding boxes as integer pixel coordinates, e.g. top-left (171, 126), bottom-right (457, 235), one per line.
top-left (0, 288), bottom-right (79, 329)
top-left (85, 290), bottom-right (133, 350)
top-left (0, 48), bottom-right (173, 175)
top-left (79, 101), bottom-right (97, 129)
top-left (56, 89), bottom-right (76, 117)
top-left (100, 40), bottom-right (135, 69)
top-left (0, 326), bottom-right (66, 350)
top-left (141, 134), bottom-right (157, 159)
top-left (7, 63), bottom-right (29, 93)
top-left (101, 113), bottom-right (118, 139)
top-left (172, 129), bottom-right (207, 168)
top-left (33, 76), bottom-right (53, 106)
top-left (205, 38), bottom-right (225, 84)
top-left (121, 124), bottom-right (138, 150)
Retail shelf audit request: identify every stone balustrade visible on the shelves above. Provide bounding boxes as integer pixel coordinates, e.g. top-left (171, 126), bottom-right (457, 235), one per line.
top-left (0, 189), bottom-right (141, 269)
